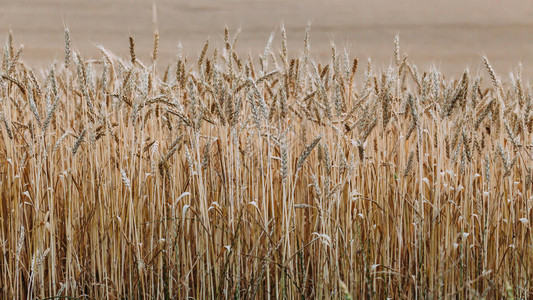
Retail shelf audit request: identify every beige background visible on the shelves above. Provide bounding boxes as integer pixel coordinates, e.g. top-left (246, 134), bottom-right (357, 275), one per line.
top-left (1, 0), bottom-right (533, 79)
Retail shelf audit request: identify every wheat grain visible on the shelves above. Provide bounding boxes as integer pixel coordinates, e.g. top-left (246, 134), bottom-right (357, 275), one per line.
top-left (64, 28), bottom-right (71, 68)
top-left (129, 36), bottom-right (136, 64)
top-left (296, 135), bottom-right (321, 173)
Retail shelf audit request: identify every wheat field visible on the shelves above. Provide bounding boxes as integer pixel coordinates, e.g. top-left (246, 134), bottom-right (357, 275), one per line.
top-left (0, 25), bottom-right (532, 299)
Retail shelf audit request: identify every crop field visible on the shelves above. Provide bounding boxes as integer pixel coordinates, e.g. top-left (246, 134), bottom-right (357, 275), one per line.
top-left (0, 24), bottom-right (532, 299)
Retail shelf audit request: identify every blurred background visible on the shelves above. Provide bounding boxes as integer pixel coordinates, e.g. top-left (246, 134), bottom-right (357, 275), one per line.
top-left (1, 0), bottom-right (532, 78)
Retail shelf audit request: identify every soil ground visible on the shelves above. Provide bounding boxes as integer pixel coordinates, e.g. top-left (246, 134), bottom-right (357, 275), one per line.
top-left (1, 0), bottom-right (532, 79)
